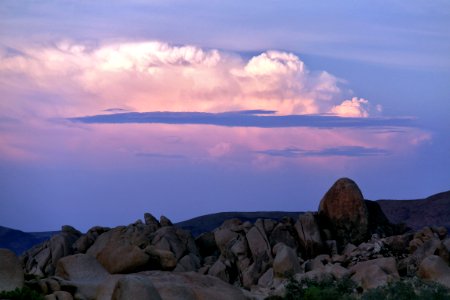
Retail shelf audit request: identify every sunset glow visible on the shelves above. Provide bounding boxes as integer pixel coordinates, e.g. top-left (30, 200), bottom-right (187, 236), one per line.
top-left (0, 1), bottom-right (448, 231)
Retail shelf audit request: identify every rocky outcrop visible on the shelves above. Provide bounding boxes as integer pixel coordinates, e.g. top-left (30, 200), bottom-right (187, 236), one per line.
top-left (16, 179), bottom-right (450, 299)
top-left (318, 178), bottom-right (369, 247)
top-left (0, 248), bottom-right (24, 292)
top-left (21, 225), bottom-right (81, 277)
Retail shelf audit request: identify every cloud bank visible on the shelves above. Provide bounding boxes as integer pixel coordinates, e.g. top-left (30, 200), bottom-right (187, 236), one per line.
top-left (0, 40), bottom-right (377, 118)
top-left (0, 40), bottom-right (430, 169)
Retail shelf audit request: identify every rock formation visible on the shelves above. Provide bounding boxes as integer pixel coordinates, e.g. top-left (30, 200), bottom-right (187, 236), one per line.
top-left (4, 178), bottom-right (449, 299)
top-left (0, 249), bottom-right (24, 292)
top-left (318, 178), bottom-right (369, 247)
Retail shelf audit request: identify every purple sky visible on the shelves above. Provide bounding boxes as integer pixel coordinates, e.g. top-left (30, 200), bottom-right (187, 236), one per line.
top-left (1, 1), bottom-right (449, 232)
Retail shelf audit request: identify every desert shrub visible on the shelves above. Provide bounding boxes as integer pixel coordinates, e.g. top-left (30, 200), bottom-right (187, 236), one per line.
top-left (266, 276), bottom-right (450, 300)
top-left (283, 277), bottom-right (356, 300)
top-left (362, 277), bottom-right (450, 300)
top-left (0, 287), bottom-right (44, 300)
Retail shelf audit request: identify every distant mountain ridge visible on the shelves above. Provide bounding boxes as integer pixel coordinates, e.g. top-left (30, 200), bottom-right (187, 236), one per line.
top-left (377, 190), bottom-right (450, 231)
top-left (0, 226), bottom-right (57, 255)
top-left (1, 190), bottom-right (448, 254)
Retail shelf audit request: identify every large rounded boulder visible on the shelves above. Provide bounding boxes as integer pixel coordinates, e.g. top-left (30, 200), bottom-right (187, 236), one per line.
top-left (318, 178), bottom-right (369, 247)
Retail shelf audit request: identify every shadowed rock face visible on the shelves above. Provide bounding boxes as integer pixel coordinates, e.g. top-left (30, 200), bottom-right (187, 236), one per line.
top-left (0, 249), bottom-right (24, 292)
top-left (318, 178), bottom-right (369, 247)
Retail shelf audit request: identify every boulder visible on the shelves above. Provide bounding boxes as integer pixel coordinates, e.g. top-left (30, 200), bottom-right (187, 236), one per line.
top-left (326, 264), bottom-right (351, 280)
top-left (269, 223), bottom-right (298, 250)
top-left (159, 216), bottom-right (173, 227)
top-left (111, 275), bottom-right (162, 300)
top-left (258, 268), bottom-right (274, 287)
top-left (259, 219), bottom-right (277, 235)
top-left (55, 254), bottom-right (109, 300)
top-left (418, 255), bottom-right (450, 288)
top-left (246, 226), bottom-right (272, 261)
top-left (318, 178), bottom-right (369, 247)
top-left (241, 254), bottom-right (272, 289)
top-left (412, 238), bottom-right (443, 263)
top-left (46, 291), bottom-right (73, 300)
top-left (73, 226), bottom-right (110, 254)
top-left (141, 271), bottom-right (251, 300)
top-left (382, 233), bottom-right (413, 256)
top-left (350, 257), bottom-right (399, 290)
top-left (294, 212), bottom-right (324, 258)
top-left (230, 235), bottom-right (250, 263)
top-left (0, 248), bottom-right (24, 292)
top-left (87, 223), bottom-right (155, 273)
top-left (433, 226), bottom-right (448, 240)
top-left (174, 254), bottom-right (201, 272)
top-left (55, 253), bottom-right (109, 282)
top-left (144, 213), bottom-right (161, 231)
top-left (150, 226), bottom-right (199, 261)
top-left (208, 260), bottom-right (230, 283)
top-left (273, 244), bottom-right (301, 278)
top-left (214, 227), bottom-right (239, 253)
top-left (37, 277), bottom-right (61, 294)
top-left (145, 246), bottom-right (177, 270)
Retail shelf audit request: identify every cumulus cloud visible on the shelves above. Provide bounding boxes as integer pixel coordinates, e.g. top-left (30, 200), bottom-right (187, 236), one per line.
top-left (0, 40), bottom-right (378, 118)
top-left (330, 97), bottom-right (374, 118)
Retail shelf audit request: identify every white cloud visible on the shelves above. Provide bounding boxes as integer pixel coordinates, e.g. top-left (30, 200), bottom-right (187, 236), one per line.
top-left (0, 40), bottom-right (378, 118)
top-left (330, 97), bottom-right (374, 118)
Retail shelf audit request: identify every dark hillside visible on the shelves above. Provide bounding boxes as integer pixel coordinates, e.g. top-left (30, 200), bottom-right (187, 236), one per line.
top-left (377, 191), bottom-right (450, 230)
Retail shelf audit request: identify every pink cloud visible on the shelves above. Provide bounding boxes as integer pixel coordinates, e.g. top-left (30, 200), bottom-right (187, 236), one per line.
top-left (0, 40), bottom-right (431, 170)
top-left (0, 40), bottom-right (375, 118)
top-left (330, 97), bottom-right (372, 118)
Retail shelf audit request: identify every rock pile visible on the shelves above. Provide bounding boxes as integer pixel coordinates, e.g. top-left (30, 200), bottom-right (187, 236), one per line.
top-left (1, 178), bottom-right (448, 299)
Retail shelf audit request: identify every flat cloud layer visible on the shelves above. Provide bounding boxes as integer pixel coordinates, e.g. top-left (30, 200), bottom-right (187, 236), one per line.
top-left (69, 110), bottom-right (413, 128)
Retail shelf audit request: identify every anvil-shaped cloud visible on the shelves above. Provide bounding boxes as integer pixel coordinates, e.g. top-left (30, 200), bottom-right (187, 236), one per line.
top-left (0, 40), bottom-right (377, 118)
top-left (0, 40), bottom-right (429, 169)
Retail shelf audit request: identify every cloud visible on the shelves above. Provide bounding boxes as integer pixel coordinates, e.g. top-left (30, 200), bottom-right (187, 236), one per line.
top-left (135, 152), bottom-right (185, 159)
top-left (0, 40), bottom-right (378, 118)
top-left (257, 146), bottom-right (389, 158)
top-left (0, 40), bottom-right (431, 169)
top-left (103, 108), bottom-right (130, 113)
top-left (68, 110), bottom-right (415, 128)
top-left (330, 97), bottom-right (369, 117)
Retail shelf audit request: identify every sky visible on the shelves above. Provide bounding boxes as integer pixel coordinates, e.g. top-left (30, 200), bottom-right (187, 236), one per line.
top-left (0, 0), bottom-right (449, 232)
